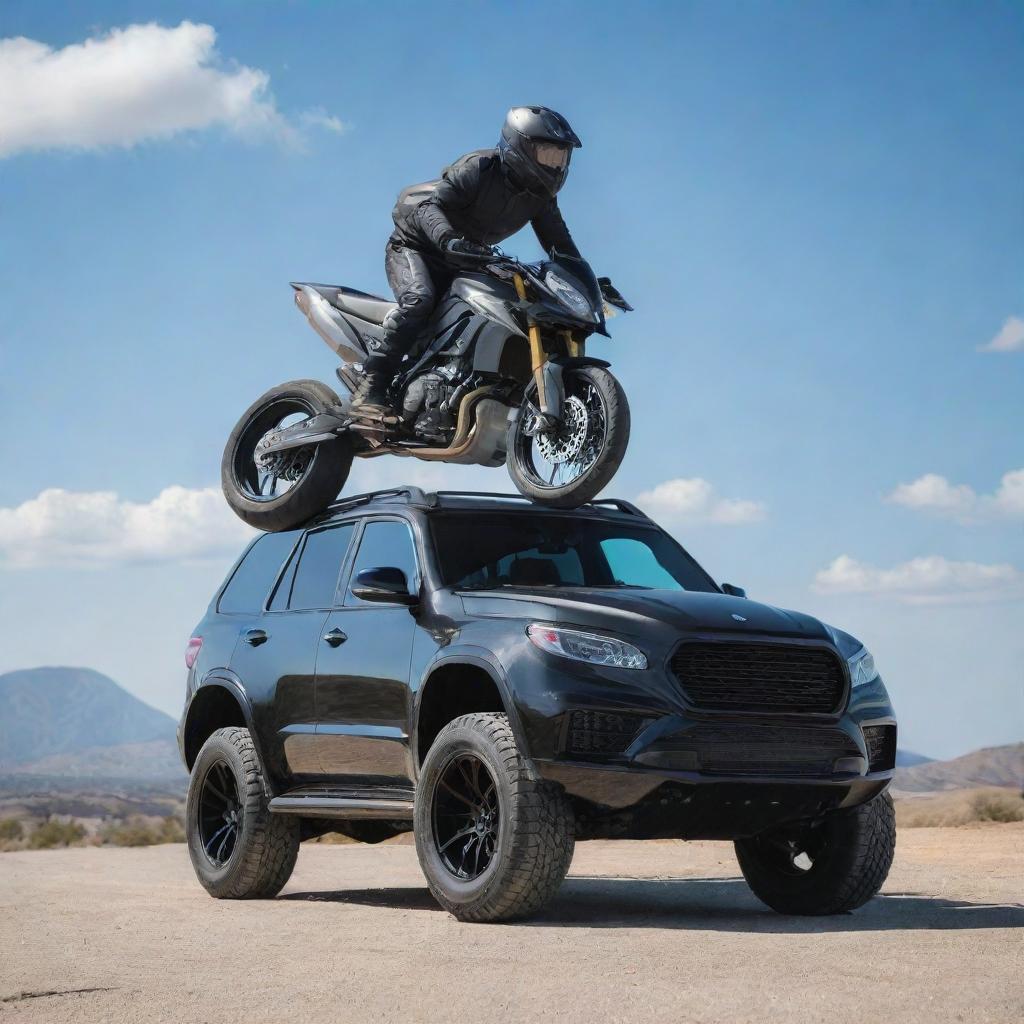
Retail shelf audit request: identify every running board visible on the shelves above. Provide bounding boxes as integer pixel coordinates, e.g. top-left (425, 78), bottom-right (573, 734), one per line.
top-left (268, 795), bottom-right (414, 820)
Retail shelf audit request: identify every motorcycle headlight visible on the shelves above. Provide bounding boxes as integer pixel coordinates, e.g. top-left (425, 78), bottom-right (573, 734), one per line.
top-left (544, 272), bottom-right (596, 320)
top-left (848, 647), bottom-right (879, 688)
top-left (527, 624), bottom-right (648, 670)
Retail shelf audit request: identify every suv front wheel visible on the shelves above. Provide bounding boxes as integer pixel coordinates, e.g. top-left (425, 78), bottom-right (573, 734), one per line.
top-left (734, 791), bottom-right (896, 915)
top-left (415, 713), bottom-right (575, 922)
top-left (186, 727), bottom-right (299, 899)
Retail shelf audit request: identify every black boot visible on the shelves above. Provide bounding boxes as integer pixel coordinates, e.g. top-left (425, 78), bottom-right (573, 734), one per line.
top-left (349, 364), bottom-right (394, 419)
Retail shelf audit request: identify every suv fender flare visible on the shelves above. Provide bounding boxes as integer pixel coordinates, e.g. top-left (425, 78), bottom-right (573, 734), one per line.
top-left (182, 671), bottom-right (274, 793)
top-left (414, 647), bottom-right (534, 776)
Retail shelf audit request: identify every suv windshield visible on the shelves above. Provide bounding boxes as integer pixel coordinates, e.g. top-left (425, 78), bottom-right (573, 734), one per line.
top-left (430, 513), bottom-right (718, 593)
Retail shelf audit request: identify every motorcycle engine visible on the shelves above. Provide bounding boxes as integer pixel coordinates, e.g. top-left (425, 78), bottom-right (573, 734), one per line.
top-left (402, 371), bottom-right (457, 441)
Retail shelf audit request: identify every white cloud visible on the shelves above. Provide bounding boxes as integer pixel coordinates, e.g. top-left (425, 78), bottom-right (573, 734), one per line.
top-left (0, 486), bottom-right (254, 568)
top-left (886, 468), bottom-right (1024, 523)
top-left (300, 108), bottom-right (350, 135)
top-left (635, 478), bottom-right (766, 526)
top-left (813, 554), bottom-right (1022, 604)
top-left (0, 21), bottom-right (344, 158)
top-left (978, 316), bottom-right (1024, 353)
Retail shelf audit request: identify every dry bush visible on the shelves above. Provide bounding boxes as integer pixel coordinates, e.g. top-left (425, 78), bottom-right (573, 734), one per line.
top-left (971, 790), bottom-right (1024, 822)
top-left (100, 815), bottom-right (185, 847)
top-left (895, 787), bottom-right (1024, 827)
top-left (28, 818), bottom-right (87, 849)
top-left (0, 818), bottom-right (23, 841)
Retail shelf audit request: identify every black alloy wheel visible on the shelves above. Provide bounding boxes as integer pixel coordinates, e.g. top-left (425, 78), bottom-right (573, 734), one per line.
top-left (221, 379), bottom-right (353, 532)
top-left (197, 758), bottom-right (243, 867)
top-left (432, 753), bottom-right (500, 881)
top-left (735, 792), bottom-right (896, 915)
top-left (231, 398), bottom-right (318, 505)
top-left (745, 821), bottom-right (830, 877)
top-left (186, 727), bottom-right (300, 899)
top-left (507, 365), bottom-right (630, 508)
top-left (414, 713), bottom-right (575, 922)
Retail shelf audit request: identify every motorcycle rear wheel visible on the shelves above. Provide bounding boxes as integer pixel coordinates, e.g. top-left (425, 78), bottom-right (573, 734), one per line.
top-left (506, 365), bottom-right (630, 508)
top-left (221, 379), bottom-right (353, 533)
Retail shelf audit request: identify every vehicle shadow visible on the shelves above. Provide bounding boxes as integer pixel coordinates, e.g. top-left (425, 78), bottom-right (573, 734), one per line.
top-left (281, 875), bottom-right (1024, 932)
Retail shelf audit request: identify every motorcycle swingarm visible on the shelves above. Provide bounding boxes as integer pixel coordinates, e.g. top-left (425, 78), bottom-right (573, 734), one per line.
top-left (256, 410), bottom-right (351, 456)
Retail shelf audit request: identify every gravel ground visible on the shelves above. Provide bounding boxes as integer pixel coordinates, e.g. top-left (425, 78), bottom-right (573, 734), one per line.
top-left (1, 825), bottom-right (1021, 1023)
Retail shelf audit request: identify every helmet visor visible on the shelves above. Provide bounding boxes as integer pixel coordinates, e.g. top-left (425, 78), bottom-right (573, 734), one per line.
top-left (526, 140), bottom-right (571, 171)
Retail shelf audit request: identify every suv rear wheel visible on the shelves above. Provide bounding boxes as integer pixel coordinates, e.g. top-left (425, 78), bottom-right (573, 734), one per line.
top-left (186, 727), bottom-right (299, 899)
top-left (414, 713), bottom-right (575, 922)
top-left (734, 791), bottom-right (896, 915)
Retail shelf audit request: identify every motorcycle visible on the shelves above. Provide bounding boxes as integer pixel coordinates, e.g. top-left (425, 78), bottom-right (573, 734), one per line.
top-left (221, 248), bottom-right (633, 532)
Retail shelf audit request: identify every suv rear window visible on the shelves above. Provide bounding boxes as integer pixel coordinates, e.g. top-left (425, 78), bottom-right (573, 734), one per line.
top-left (218, 531), bottom-right (299, 614)
top-left (430, 514), bottom-right (718, 593)
top-left (288, 523), bottom-right (356, 610)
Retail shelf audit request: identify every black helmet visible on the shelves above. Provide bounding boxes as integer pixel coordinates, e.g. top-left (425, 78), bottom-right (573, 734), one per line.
top-left (498, 106), bottom-right (581, 199)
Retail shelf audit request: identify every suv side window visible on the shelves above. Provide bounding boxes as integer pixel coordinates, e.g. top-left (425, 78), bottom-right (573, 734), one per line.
top-left (218, 531), bottom-right (299, 614)
top-left (287, 523), bottom-right (356, 610)
top-left (346, 519), bottom-right (418, 604)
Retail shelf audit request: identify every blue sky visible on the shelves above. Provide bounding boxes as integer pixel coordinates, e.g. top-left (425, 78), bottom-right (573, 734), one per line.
top-left (0, 0), bottom-right (1021, 758)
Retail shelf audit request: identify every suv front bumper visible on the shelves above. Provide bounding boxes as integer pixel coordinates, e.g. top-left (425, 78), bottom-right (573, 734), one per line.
top-left (507, 651), bottom-right (896, 837)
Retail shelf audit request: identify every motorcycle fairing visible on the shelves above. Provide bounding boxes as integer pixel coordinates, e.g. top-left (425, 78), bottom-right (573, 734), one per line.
top-left (291, 283), bottom-right (387, 363)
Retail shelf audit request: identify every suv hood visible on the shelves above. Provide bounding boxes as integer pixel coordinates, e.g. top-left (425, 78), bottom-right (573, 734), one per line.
top-left (460, 587), bottom-right (830, 640)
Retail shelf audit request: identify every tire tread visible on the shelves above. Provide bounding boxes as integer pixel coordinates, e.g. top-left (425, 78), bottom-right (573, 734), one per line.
top-left (187, 727), bottom-right (299, 899)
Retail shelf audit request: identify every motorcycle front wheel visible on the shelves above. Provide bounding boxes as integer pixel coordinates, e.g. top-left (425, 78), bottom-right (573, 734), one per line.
top-left (506, 365), bottom-right (630, 508)
top-left (221, 379), bottom-right (353, 532)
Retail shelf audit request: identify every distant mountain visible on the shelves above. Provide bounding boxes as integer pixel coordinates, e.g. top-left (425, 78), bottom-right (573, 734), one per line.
top-left (895, 749), bottom-right (934, 768)
top-left (893, 742), bottom-right (1023, 794)
top-left (0, 667), bottom-right (183, 781)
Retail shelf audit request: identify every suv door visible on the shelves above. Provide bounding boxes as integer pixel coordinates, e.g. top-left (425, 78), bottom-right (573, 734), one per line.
top-left (230, 522), bottom-right (355, 783)
top-left (314, 517), bottom-right (420, 787)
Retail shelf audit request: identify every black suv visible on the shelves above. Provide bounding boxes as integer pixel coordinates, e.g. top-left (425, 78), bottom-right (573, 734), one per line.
top-left (179, 488), bottom-right (897, 921)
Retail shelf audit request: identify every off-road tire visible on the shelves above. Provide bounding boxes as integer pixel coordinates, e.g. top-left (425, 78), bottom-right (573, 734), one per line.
top-left (507, 365), bottom-right (630, 508)
top-left (414, 713), bottom-right (575, 922)
top-left (735, 792), bottom-right (896, 915)
top-left (186, 727), bottom-right (299, 899)
top-left (221, 379), bottom-right (353, 532)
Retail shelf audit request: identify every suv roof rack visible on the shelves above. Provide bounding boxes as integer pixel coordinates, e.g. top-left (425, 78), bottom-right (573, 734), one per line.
top-left (325, 487), bottom-right (432, 514)
top-left (321, 488), bottom-right (649, 519)
top-left (430, 491), bottom-right (648, 518)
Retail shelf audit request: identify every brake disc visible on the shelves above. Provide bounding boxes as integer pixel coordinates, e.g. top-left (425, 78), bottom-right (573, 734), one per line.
top-left (536, 395), bottom-right (589, 465)
top-left (255, 431), bottom-right (312, 481)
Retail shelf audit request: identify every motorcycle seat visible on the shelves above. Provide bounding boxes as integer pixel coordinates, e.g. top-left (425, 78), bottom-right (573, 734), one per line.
top-left (328, 286), bottom-right (397, 326)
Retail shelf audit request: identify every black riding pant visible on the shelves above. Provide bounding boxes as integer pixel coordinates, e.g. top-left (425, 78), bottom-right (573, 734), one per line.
top-left (375, 236), bottom-right (453, 369)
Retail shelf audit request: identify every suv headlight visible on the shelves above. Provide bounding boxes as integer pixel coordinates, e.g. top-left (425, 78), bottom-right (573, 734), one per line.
top-left (527, 624), bottom-right (648, 670)
top-left (544, 272), bottom-right (595, 320)
top-left (848, 647), bottom-right (879, 688)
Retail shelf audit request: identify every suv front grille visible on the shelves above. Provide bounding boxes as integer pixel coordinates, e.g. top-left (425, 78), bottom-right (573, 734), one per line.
top-left (670, 642), bottom-right (846, 714)
top-left (682, 722), bottom-right (856, 776)
top-left (863, 724), bottom-right (897, 772)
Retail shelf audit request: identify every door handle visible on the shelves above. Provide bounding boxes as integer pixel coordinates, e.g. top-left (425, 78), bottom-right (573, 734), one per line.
top-left (322, 628), bottom-right (347, 648)
top-left (242, 628), bottom-right (268, 647)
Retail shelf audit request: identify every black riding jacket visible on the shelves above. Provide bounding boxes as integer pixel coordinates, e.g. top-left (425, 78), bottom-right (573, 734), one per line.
top-left (391, 149), bottom-right (581, 261)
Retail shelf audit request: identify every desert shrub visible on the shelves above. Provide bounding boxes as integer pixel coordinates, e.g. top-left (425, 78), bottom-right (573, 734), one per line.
top-left (971, 790), bottom-right (1024, 823)
top-left (0, 818), bottom-right (23, 841)
top-left (100, 815), bottom-right (185, 846)
top-left (28, 818), bottom-right (86, 849)
top-left (895, 787), bottom-right (1024, 827)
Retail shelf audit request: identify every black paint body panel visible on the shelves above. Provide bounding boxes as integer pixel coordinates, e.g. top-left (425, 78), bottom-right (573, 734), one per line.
top-left (179, 493), bottom-right (896, 839)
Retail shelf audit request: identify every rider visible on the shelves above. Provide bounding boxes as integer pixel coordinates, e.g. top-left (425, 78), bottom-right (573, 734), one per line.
top-left (350, 106), bottom-right (584, 416)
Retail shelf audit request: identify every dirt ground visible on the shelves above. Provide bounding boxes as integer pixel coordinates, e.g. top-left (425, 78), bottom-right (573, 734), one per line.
top-left (1, 825), bottom-right (1021, 1024)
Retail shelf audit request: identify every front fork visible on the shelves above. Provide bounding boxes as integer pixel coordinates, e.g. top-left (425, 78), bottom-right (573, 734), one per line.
top-left (513, 273), bottom-right (585, 426)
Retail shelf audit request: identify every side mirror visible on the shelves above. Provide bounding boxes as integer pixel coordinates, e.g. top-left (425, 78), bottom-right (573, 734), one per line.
top-left (721, 582), bottom-right (747, 599)
top-left (351, 567), bottom-right (417, 605)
